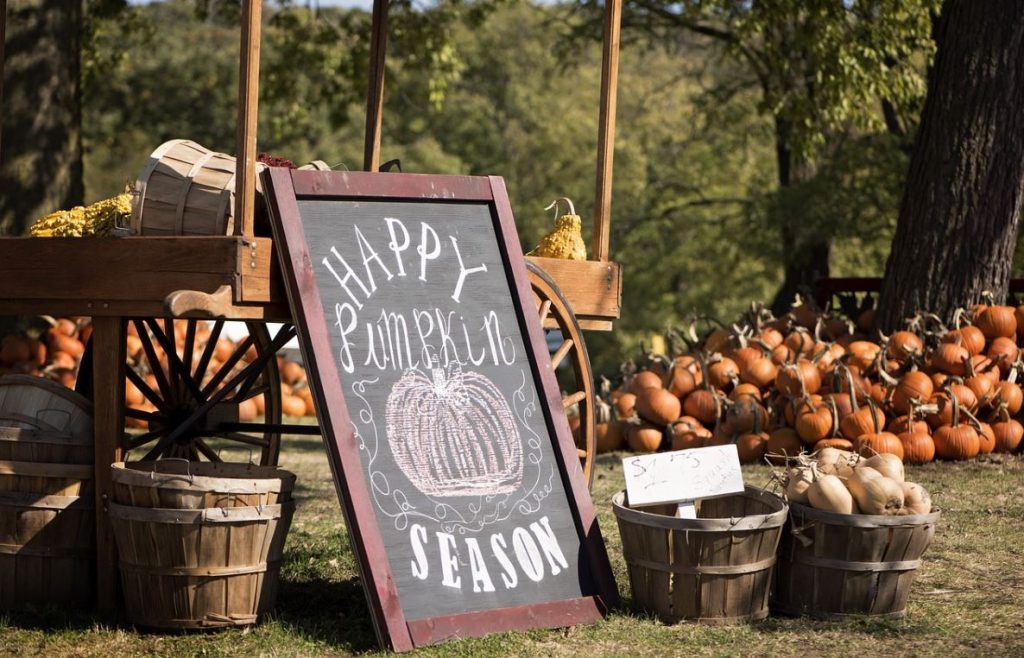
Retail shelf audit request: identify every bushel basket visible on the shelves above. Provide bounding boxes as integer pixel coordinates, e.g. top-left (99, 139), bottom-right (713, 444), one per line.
top-left (612, 486), bottom-right (788, 624)
top-left (772, 502), bottom-right (940, 619)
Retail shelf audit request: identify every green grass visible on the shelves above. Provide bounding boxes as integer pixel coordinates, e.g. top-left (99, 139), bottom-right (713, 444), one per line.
top-left (2, 439), bottom-right (1022, 657)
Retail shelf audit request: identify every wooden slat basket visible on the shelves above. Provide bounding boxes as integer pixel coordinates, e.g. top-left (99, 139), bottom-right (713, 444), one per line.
top-left (772, 503), bottom-right (940, 619)
top-left (0, 377), bottom-right (95, 609)
top-left (111, 460), bottom-right (296, 509)
top-left (0, 491), bottom-right (94, 609)
top-left (108, 460), bottom-right (297, 630)
top-left (109, 501), bottom-right (294, 630)
top-left (132, 139), bottom-right (330, 236)
top-left (612, 486), bottom-right (788, 624)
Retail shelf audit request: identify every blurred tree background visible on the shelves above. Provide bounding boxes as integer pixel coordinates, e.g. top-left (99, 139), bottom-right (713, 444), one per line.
top-left (7, 0), bottom-right (960, 372)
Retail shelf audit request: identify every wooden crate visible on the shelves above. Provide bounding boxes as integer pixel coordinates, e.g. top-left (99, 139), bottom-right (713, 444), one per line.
top-left (526, 257), bottom-right (622, 331)
top-left (612, 487), bottom-right (788, 624)
top-left (772, 502), bottom-right (940, 618)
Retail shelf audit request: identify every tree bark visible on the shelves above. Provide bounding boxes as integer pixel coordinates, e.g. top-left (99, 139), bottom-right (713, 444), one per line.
top-left (876, 0), bottom-right (1024, 331)
top-left (770, 116), bottom-right (830, 315)
top-left (0, 0), bottom-right (83, 236)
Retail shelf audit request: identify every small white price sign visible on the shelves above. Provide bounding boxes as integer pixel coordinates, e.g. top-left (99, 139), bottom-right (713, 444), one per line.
top-left (622, 444), bottom-right (744, 512)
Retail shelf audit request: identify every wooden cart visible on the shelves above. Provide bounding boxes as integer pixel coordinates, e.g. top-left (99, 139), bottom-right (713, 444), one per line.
top-left (0, 0), bottom-right (623, 613)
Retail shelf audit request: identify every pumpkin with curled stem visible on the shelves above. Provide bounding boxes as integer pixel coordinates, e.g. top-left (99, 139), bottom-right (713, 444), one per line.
top-left (385, 362), bottom-right (523, 497)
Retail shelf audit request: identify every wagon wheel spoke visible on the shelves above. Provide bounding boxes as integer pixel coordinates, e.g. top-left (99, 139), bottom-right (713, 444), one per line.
top-left (527, 262), bottom-right (596, 490)
top-left (216, 432), bottom-right (271, 448)
top-left (124, 407), bottom-right (158, 421)
top-left (182, 319), bottom-right (197, 374)
top-left (552, 338), bottom-right (575, 369)
top-left (125, 367), bottom-right (170, 414)
top-left (133, 319), bottom-right (175, 404)
top-left (563, 390), bottom-right (587, 408)
top-left (125, 427), bottom-right (171, 451)
top-left (233, 384), bottom-right (270, 403)
top-left (201, 334), bottom-right (255, 397)
top-left (192, 319), bottom-right (224, 385)
top-left (193, 438), bottom-right (223, 462)
top-left (538, 300), bottom-right (552, 325)
top-left (143, 318), bottom-right (205, 404)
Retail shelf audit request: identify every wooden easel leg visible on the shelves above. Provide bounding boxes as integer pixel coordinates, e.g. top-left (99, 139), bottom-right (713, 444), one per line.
top-left (92, 316), bottom-right (125, 615)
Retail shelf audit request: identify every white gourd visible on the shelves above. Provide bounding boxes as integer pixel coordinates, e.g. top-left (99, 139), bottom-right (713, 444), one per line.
top-left (807, 474), bottom-right (855, 514)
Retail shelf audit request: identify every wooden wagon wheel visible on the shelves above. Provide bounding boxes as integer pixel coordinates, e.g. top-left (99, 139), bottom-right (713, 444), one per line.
top-left (117, 319), bottom-right (304, 466)
top-left (527, 262), bottom-right (596, 489)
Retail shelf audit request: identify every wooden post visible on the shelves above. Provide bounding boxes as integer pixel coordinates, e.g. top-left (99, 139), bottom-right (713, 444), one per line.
top-left (235, 0), bottom-right (262, 238)
top-left (363, 0), bottom-right (388, 172)
top-left (92, 317), bottom-right (126, 615)
top-left (593, 0), bottom-right (621, 263)
top-left (0, 0), bottom-right (7, 162)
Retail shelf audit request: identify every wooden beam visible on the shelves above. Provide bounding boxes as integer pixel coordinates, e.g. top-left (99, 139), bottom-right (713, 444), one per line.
top-left (0, 0), bottom-right (7, 162)
top-left (92, 317), bottom-right (126, 615)
top-left (593, 0), bottom-right (622, 262)
top-left (235, 0), bottom-right (262, 238)
top-left (363, 0), bottom-right (389, 172)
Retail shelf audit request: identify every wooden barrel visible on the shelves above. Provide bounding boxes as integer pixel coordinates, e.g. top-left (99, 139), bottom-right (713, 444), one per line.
top-left (772, 503), bottom-right (941, 619)
top-left (612, 486), bottom-right (788, 624)
top-left (0, 374), bottom-right (93, 436)
top-left (0, 491), bottom-right (94, 609)
top-left (132, 139), bottom-right (331, 236)
top-left (109, 501), bottom-right (294, 629)
top-left (111, 461), bottom-right (296, 509)
top-left (0, 426), bottom-right (92, 464)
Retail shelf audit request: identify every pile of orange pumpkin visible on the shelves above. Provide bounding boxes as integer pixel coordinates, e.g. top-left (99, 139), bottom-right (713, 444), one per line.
top-left (596, 298), bottom-right (1024, 463)
top-left (0, 318), bottom-right (316, 420)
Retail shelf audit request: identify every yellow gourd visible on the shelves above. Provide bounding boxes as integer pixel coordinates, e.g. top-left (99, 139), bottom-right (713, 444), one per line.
top-left (527, 198), bottom-right (587, 260)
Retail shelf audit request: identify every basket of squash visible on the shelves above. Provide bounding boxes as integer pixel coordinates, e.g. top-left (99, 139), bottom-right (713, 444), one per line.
top-left (772, 448), bottom-right (939, 619)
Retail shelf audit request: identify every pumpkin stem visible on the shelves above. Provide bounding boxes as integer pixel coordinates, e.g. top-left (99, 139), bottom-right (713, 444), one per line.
top-left (544, 197), bottom-right (576, 218)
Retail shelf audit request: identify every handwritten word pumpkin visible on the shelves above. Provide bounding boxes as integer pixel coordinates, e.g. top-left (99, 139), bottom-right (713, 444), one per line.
top-left (386, 364), bottom-right (523, 497)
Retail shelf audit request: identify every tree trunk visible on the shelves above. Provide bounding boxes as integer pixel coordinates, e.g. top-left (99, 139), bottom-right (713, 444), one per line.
top-left (876, 0), bottom-right (1024, 331)
top-left (0, 0), bottom-right (83, 236)
top-left (770, 117), bottom-right (830, 316)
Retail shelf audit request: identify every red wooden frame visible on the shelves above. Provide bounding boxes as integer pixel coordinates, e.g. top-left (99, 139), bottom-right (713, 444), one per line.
top-left (262, 168), bottom-right (618, 651)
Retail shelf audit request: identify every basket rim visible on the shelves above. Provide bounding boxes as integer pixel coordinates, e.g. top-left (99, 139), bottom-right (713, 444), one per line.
top-left (612, 485), bottom-right (788, 531)
top-left (108, 500), bottom-right (294, 524)
top-left (788, 501), bottom-right (941, 527)
top-left (0, 374), bottom-right (93, 415)
top-left (112, 460), bottom-right (296, 494)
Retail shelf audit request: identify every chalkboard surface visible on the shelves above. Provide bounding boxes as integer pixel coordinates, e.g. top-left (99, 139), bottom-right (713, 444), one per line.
top-left (264, 170), bottom-right (617, 650)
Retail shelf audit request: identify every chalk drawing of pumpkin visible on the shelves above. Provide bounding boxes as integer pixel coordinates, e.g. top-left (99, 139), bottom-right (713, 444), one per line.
top-left (385, 363), bottom-right (524, 497)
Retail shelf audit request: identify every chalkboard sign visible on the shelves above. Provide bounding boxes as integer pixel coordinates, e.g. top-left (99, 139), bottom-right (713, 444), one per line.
top-left (263, 170), bottom-right (618, 651)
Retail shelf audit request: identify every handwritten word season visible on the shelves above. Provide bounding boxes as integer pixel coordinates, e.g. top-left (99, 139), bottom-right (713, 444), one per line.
top-left (322, 217), bottom-right (517, 373)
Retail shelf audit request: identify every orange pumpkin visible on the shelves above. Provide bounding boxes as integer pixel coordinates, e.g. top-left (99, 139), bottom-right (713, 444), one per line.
top-left (740, 358), bottom-right (777, 389)
top-left (976, 422), bottom-right (996, 454)
top-left (635, 387), bottom-right (681, 426)
top-left (892, 371), bottom-right (933, 415)
top-left (630, 370), bottom-right (663, 393)
top-left (899, 431), bottom-right (935, 464)
top-left (627, 423), bottom-right (664, 453)
top-left (975, 304), bottom-right (1016, 340)
top-left (856, 431), bottom-right (904, 460)
top-left (992, 418), bottom-right (1024, 453)
top-left (281, 394), bottom-right (307, 417)
top-left (766, 427), bottom-right (803, 463)
top-left (682, 389), bottom-right (718, 425)
top-left (736, 432), bottom-right (769, 463)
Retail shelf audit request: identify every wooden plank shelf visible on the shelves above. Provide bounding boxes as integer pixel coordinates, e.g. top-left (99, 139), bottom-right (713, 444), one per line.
top-left (0, 236), bottom-right (289, 320)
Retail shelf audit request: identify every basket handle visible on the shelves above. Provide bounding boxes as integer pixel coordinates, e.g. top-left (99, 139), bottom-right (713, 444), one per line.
top-left (151, 458), bottom-right (194, 484)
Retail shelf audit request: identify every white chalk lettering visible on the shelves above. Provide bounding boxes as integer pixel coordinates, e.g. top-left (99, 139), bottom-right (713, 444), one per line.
top-left (333, 303), bottom-right (358, 374)
top-left (512, 527), bottom-right (544, 583)
top-left (529, 516), bottom-right (569, 576)
top-left (490, 533), bottom-right (519, 589)
top-left (384, 217), bottom-right (410, 276)
top-left (437, 532), bottom-right (461, 589)
top-left (354, 226), bottom-right (394, 291)
top-left (418, 223), bottom-right (441, 282)
top-left (410, 524), bottom-right (429, 580)
top-left (323, 246), bottom-right (370, 309)
top-left (465, 538), bottom-right (496, 593)
top-left (449, 236), bottom-right (488, 303)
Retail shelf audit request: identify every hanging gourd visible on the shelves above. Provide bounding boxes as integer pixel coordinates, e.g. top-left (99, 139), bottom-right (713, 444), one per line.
top-left (385, 362), bottom-right (523, 497)
top-left (527, 198), bottom-right (587, 260)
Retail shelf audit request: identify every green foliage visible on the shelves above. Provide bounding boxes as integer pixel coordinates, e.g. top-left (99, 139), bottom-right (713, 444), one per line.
top-left (80, 0), bottom-right (919, 373)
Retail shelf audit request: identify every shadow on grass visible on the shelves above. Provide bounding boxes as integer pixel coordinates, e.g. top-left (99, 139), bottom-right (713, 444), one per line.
top-left (272, 577), bottom-right (379, 652)
top-left (0, 604), bottom-right (115, 633)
